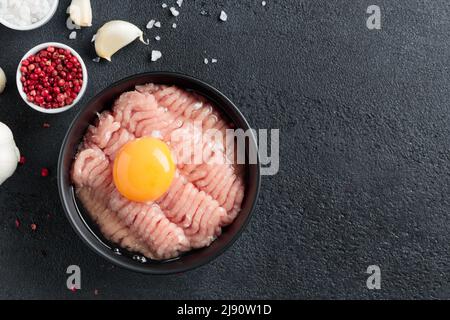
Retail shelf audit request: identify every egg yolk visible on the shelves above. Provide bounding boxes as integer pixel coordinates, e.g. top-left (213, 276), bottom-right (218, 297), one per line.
top-left (113, 137), bottom-right (175, 202)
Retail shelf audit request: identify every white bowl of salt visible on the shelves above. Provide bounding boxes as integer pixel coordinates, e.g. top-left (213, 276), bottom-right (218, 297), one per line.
top-left (0, 0), bottom-right (59, 31)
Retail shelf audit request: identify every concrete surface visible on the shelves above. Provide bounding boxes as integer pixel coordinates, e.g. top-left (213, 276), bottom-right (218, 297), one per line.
top-left (0, 0), bottom-right (449, 299)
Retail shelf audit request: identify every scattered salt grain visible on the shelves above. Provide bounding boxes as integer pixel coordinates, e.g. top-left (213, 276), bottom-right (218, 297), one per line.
top-left (193, 102), bottom-right (203, 110)
top-left (151, 50), bottom-right (162, 62)
top-left (146, 19), bottom-right (155, 29)
top-left (69, 31), bottom-right (77, 40)
top-left (133, 255), bottom-right (147, 263)
top-left (262, 1), bottom-right (267, 6)
top-left (154, 21), bottom-right (161, 28)
top-left (151, 130), bottom-right (163, 139)
top-left (204, 58), bottom-right (209, 64)
top-left (212, 58), bottom-right (218, 63)
top-left (219, 10), bottom-right (228, 22)
top-left (66, 17), bottom-right (81, 30)
top-left (92, 57), bottom-right (100, 63)
top-left (155, 35), bottom-right (161, 41)
top-left (200, 10), bottom-right (208, 16)
top-left (172, 23), bottom-right (177, 28)
top-left (170, 7), bottom-right (180, 17)
top-left (162, 3), bottom-right (167, 8)
top-left (176, 0), bottom-right (183, 7)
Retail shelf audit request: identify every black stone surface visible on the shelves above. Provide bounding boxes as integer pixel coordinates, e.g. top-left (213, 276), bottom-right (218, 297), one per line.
top-left (0, 0), bottom-right (449, 299)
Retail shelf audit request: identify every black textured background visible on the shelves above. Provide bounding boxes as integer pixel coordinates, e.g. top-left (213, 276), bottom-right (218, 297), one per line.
top-left (0, 0), bottom-right (449, 299)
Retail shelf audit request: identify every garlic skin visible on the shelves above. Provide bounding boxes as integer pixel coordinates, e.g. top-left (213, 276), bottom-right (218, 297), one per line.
top-left (95, 20), bottom-right (147, 61)
top-left (0, 122), bottom-right (20, 186)
top-left (0, 67), bottom-right (6, 94)
top-left (69, 0), bottom-right (92, 27)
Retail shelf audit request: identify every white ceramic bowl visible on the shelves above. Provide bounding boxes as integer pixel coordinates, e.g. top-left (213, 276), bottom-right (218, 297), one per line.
top-left (0, 0), bottom-right (59, 31)
top-left (16, 42), bottom-right (88, 114)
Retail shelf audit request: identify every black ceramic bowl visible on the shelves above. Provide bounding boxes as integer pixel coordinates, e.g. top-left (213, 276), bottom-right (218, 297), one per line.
top-left (58, 72), bottom-right (260, 274)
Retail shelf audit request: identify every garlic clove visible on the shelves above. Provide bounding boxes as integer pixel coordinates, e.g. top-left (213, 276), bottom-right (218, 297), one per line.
top-left (0, 146), bottom-right (19, 185)
top-left (69, 0), bottom-right (92, 27)
top-left (95, 20), bottom-right (148, 61)
top-left (0, 67), bottom-right (6, 94)
top-left (0, 122), bottom-right (20, 186)
top-left (0, 122), bottom-right (14, 145)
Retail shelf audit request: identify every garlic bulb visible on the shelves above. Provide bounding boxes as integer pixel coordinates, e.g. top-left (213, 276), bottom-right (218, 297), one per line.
top-left (69, 0), bottom-right (92, 27)
top-left (0, 67), bottom-right (6, 94)
top-left (95, 20), bottom-right (148, 61)
top-left (0, 122), bottom-right (20, 185)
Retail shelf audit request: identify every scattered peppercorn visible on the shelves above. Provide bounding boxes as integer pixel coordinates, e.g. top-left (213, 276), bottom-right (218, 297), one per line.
top-left (41, 168), bottom-right (49, 177)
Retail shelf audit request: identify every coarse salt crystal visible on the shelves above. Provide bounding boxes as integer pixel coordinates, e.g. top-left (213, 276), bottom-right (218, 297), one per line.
top-left (154, 21), bottom-right (161, 28)
top-left (172, 23), bottom-right (177, 28)
top-left (91, 34), bottom-right (96, 42)
top-left (204, 58), bottom-right (209, 64)
top-left (69, 31), bottom-right (77, 40)
top-left (176, 0), bottom-right (183, 7)
top-left (212, 58), bottom-right (218, 63)
top-left (151, 130), bottom-right (163, 139)
top-left (151, 50), bottom-right (162, 62)
top-left (170, 7), bottom-right (179, 17)
top-left (92, 57), bottom-right (100, 63)
top-left (219, 10), bottom-right (228, 22)
top-left (155, 35), bottom-right (161, 41)
top-left (262, 1), bottom-right (267, 6)
top-left (66, 17), bottom-right (81, 30)
top-left (146, 19), bottom-right (155, 29)
top-left (162, 3), bottom-right (167, 8)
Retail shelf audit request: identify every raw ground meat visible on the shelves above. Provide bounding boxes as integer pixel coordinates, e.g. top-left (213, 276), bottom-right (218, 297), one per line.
top-left (71, 84), bottom-right (246, 260)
